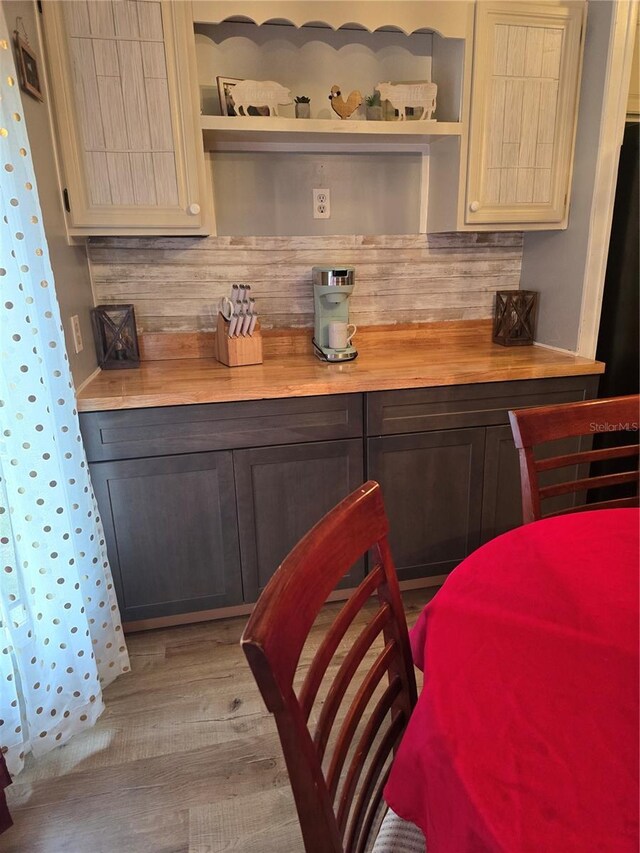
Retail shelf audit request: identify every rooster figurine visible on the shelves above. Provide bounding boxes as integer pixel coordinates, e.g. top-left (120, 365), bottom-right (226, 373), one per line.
top-left (328, 85), bottom-right (362, 120)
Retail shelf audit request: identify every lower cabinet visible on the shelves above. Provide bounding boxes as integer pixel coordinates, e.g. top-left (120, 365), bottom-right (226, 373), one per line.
top-left (367, 377), bottom-right (598, 578)
top-left (82, 376), bottom-right (599, 627)
top-left (368, 429), bottom-right (486, 581)
top-left (91, 451), bottom-right (242, 622)
top-left (90, 438), bottom-right (364, 622)
top-left (234, 439), bottom-right (365, 601)
top-left (369, 421), bottom-right (594, 579)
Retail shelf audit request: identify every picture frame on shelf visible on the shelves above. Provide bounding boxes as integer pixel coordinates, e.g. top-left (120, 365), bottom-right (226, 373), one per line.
top-left (216, 76), bottom-right (269, 117)
top-left (13, 32), bottom-right (43, 102)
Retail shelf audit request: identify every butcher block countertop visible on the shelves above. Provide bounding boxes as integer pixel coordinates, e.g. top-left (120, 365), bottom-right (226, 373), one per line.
top-left (76, 321), bottom-right (605, 413)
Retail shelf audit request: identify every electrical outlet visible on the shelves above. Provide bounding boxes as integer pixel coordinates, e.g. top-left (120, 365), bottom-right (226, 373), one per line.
top-left (70, 314), bottom-right (83, 354)
top-left (313, 188), bottom-right (331, 219)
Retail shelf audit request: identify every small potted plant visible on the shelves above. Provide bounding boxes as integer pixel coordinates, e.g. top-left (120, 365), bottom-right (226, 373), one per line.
top-left (295, 95), bottom-right (311, 118)
top-left (365, 91), bottom-right (383, 121)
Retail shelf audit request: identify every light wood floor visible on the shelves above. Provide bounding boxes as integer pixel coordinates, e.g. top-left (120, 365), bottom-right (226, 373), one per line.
top-left (4, 590), bottom-right (432, 853)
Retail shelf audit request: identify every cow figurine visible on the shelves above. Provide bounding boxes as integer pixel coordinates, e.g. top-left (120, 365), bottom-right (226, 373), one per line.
top-left (375, 82), bottom-right (438, 121)
top-left (231, 80), bottom-right (293, 117)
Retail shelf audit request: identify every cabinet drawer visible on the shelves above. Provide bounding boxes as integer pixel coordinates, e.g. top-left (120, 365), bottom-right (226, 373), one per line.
top-left (80, 394), bottom-right (363, 461)
top-left (367, 376), bottom-right (598, 436)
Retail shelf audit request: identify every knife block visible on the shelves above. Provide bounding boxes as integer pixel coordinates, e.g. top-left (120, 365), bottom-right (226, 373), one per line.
top-left (215, 313), bottom-right (263, 367)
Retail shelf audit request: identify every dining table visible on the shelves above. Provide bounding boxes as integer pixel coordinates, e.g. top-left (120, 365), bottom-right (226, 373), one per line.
top-left (385, 508), bottom-right (639, 853)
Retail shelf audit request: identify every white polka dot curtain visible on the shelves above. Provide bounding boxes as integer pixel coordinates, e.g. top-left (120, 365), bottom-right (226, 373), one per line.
top-left (0, 32), bottom-right (129, 777)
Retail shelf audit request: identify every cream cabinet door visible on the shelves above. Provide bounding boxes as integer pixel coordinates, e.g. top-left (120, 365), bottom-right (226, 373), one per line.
top-left (43, 0), bottom-right (210, 235)
top-left (466, 1), bottom-right (585, 228)
top-left (627, 20), bottom-right (640, 118)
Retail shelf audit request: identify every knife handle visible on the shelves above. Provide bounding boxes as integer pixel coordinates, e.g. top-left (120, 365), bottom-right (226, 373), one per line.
top-left (228, 308), bottom-right (240, 337)
top-left (241, 311), bottom-right (252, 336)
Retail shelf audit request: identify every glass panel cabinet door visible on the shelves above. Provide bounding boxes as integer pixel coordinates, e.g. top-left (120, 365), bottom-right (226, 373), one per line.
top-left (42, 0), bottom-right (210, 235)
top-left (466, 1), bottom-right (585, 227)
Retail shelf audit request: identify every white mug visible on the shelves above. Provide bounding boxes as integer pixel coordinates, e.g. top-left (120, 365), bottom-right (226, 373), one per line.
top-left (328, 322), bottom-right (357, 350)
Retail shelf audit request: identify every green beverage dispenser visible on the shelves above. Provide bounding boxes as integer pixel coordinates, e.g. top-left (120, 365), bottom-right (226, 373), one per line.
top-left (312, 266), bottom-right (357, 362)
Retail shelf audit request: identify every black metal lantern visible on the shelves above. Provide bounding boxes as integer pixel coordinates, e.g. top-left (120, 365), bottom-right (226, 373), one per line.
top-left (90, 304), bottom-right (140, 369)
top-left (492, 290), bottom-right (538, 347)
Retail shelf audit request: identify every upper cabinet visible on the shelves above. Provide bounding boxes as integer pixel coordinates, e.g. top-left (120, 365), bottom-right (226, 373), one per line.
top-left (40, 0), bottom-right (587, 236)
top-left (42, 0), bottom-right (212, 235)
top-left (465, 1), bottom-right (585, 228)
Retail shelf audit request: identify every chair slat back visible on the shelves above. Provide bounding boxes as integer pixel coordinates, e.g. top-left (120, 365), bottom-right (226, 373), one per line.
top-left (241, 481), bottom-right (417, 853)
top-left (299, 567), bottom-right (384, 722)
top-left (509, 395), bottom-right (640, 523)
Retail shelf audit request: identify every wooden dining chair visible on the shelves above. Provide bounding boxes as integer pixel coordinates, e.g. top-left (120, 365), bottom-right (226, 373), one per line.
top-left (509, 395), bottom-right (640, 523)
top-left (241, 481), bottom-right (420, 853)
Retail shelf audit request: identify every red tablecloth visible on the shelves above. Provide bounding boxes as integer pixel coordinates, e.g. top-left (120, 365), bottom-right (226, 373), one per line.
top-left (385, 509), bottom-right (639, 852)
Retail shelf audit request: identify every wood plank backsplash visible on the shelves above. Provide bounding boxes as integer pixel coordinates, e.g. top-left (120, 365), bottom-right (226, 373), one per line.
top-left (87, 233), bottom-right (523, 332)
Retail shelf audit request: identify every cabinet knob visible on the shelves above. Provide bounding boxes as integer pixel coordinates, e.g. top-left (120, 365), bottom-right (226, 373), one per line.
top-left (187, 203), bottom-right (201, 215)
top-left (469, 200), bottom-right (480, 212)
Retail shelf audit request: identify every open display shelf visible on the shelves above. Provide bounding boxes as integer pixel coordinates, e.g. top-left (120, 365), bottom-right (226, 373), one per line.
top-left (201, 115), bottom-right (464, 150)
top-left (192, 2), bottom-right (473, 234)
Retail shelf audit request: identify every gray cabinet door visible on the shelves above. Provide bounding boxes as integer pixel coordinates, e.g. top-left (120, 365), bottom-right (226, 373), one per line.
top-left (234, 440), bottom-right (365, 602)
top-left (368, 428), bottom-right (485, 581)
top-left (481, 425), bottom-right (592, 543)
top-left (480, 425), bottom-right (525, 543)
top-left (91, 451), bottom-right (242, 623)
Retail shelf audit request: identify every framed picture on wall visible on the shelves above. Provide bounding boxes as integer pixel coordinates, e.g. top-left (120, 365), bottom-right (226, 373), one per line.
top-left (13, 33), bottom-right (43, 102)
top-left (216, 76), bottom-right (269, 117)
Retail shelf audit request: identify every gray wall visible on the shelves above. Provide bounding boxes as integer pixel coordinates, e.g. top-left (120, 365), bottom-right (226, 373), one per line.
top-left (520, 1), bottom-right (614, 351)
top-left (3, 0), bottom-right (97, 385)
top-left (211, 152), bottom-right (423, 235)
